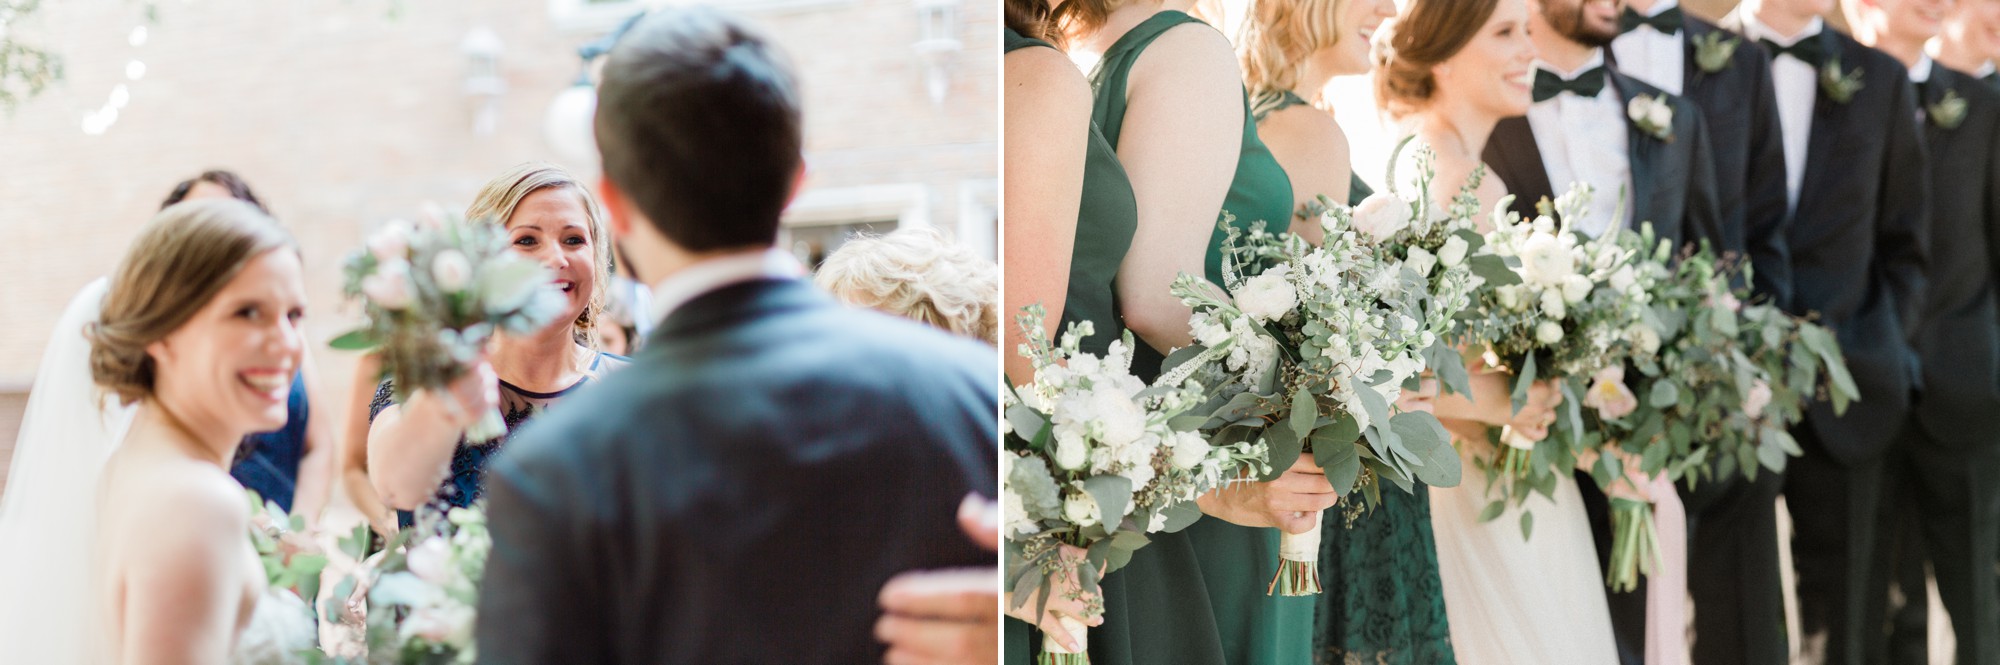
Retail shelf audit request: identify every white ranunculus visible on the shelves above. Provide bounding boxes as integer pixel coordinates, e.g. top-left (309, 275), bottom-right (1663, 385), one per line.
top-left (1561, 274), bottom-right (1593, 304)
top-left (1743, 379), bottom-right (1774, 418)
top-left (476, 254), bottom-right (551, 314)
top-left (1628, 322), bottom-right (1662, 356)
top-left (1052, 431), bottom-right (1088, 470)
top-left (1540, 289), bottom-right (1567, 319)
top-left (1171, 430), bottom-right (1212, 469)
top-left (1406, 247), bottom-right (1438, 278)
top-left (1536, 320), bottom-right (1566, 344)
top-left (361, 260), bottom-right (414, 310)
top-left (1518, 233), bottom-right (1575, 287)
top-left (431, 249), bottom-right (473, 293)
top-left (1531, 215), bottom-right (1557, 234)
top-left (1439, 235), bottom-right (1470, 268)
top-left (1064, 492), bottom-right (1101, 528)
top-left (1497, 285), bottom-right (1524, 311)
top-left (405, 537), bottom-right (453, 586)
top-left (1237, 266), bottom-right (1299, 323)
top-left (1350, 192), bottom-right (1413, 243)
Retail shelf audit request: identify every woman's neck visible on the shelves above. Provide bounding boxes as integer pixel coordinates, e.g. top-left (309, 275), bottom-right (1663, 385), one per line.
top-left (491, 325), bottom-right (584, 392)
top-left (1413, 100), bottom-right (1497, 165)
top-left (137, 399), bottom-right (235, 469)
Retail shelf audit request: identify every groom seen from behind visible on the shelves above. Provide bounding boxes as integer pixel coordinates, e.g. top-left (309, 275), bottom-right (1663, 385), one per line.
top-left (472, 7), bottom-right (1000, 664)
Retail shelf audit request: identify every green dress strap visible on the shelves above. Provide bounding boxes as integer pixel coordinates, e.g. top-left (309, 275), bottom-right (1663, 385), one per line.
top-left (1086, 12), bottom-right (1313, 665)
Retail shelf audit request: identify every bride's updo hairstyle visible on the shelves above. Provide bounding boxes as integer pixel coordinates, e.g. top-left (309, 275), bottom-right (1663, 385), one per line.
top-left (88, 199), bottom-right (295, 406)
top-left (1374, 0), bottom-right (1500, 118)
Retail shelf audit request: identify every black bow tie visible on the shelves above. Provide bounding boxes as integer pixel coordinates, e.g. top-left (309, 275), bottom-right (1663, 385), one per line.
top-left (1533, 67), bottom-right (1607, 103)
top-left (1619, 6), bottom-right (1683, 34)
top-left (1760, 35), bottom-right (1826, 68)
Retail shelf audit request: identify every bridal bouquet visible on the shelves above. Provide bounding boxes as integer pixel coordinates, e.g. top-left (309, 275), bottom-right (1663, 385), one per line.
top-left (330, 213), bottom-right (568, 442)
top-left (1004, 306), bottom-right (1268, 664)
top-left (1165, 175), bottom-right (1471, 595)
top-left (1454, 187), bottom-right (1666, 538)
top-left (241, 491), bottom-right (325, 665)
top-left (312, 506), bottom-right (493, 664)
top-left (1567, 241), bottom-right (1856, 589)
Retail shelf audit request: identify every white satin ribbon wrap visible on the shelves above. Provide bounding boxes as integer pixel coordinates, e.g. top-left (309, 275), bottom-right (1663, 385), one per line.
top-left (1280, 521), bottom-right (1322, 560)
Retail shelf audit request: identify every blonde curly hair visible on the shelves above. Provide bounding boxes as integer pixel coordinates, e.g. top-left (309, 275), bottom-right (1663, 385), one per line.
top-left (814, 228), bottom-right (998, 345)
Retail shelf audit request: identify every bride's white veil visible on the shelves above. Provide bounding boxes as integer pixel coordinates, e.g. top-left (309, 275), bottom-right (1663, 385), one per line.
top-left (0, 277), bottom-right (137, 661)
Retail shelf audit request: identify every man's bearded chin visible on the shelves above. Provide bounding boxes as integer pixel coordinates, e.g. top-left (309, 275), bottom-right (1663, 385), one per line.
top-left (1549, 2), bottom-right (1620, 47)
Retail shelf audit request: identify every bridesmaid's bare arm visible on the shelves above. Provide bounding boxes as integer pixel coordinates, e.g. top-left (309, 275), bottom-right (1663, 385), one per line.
top-left (1002, 46), bottom-right (1090, 383)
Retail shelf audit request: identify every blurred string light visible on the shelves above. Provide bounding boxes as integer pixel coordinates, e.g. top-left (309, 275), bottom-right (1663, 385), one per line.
top-left (81, 11), bottom-right (150, 135)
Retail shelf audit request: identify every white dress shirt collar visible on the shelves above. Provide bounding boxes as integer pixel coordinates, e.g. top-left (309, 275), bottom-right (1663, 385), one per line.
top-left (647, 247), bottom-right (805, 324)
top-left (1976, 60), bottom-right (1997, 78)
top-left (1526, 51), bottom-right (1634, 238)
top-left (1910, 54), bottom-right (1934, 83)
top-left (1611, 3), bottom-right (1686, 94)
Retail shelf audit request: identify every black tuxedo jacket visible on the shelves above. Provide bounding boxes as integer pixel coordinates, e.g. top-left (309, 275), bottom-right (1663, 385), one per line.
top-left (1721, 13), bottom-right (1931, 466)
top-left (1609, 16), bottom-right (1796, 306)
top-left (1911, 65), bottom-right (2000, 447)
top-left (1483, 68), bottom-right (1726, 254)
top-left (474, 278), bottom-right (999, 664)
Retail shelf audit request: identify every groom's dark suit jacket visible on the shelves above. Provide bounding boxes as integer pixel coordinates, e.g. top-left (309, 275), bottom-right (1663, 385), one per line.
top-left (474, 278), bottom-right (999, 664)
top-left (1715, 16), bottom-right (1930, 467)
top-left (1909, 65), bottom-right (2000, 447)
top-left (1485, 68), bottom-right (1726, 665)
top-left (1482, 68), bottom-right (1726, 254)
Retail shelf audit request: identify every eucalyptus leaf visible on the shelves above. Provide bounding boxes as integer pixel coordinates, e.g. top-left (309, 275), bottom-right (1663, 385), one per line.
top-left (1392, 411), bottom-right (1461, 488)
top-left (1511, 354), bottom-right (1539, 415)
top-left (1260, 420), bottom-right (1304, 481)
top-left (1649, 381), bottom-right (1679, 409)
top-left (1291, 385), bottom-right (1318, 439)
top-left (1520, 509), bottom-right (1536, 540)
top-left (1478, 499), bottom-right (1507, 523)
top-left (1470, 253), bottom-right (1523, 286)
top-left (1317, 439), bottom-right (1363, 495)
top-left (1083, 475), bottom-right (1134, 529)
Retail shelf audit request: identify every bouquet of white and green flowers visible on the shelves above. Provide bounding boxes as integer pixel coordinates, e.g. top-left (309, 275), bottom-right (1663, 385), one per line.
top-left (1165, 160), bottom-right (1475, 595)
top-left (330, 213), bottom-right (568, 442)
top-left (1454, 187), bottom-right (1667, 538)
top-left (239, 491), bottom-right (325, 665)
top-left (1004, 306), bottom-right (1267, 664)
top-left (310, 507), bottom-right (493, 665)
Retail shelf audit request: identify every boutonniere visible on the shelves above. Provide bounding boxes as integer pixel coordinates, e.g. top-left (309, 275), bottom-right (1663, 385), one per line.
top-left (1821, 57), bottom-right (1865, 103)
top-left (1628, 94), bottom-right (1675, 142)
top-left (1693, 32), bottom-right (1739, 74)
top-left (1929, 88), bottom-right (1968, 129)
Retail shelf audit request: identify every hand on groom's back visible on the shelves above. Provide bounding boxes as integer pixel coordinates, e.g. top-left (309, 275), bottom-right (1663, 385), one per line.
top-left (874, 495), bottom-right (1001, 665)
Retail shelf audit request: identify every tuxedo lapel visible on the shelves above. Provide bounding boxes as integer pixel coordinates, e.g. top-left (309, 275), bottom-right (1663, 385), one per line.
top-left (1613, 72), bottom-right (1657, 229)
top-left (1797, 32), bottom-right (1847, 216)
top-left (1682, 20), bottom-right (1707, 91)
top-left (1921, 77), bottom-right (1949, 147)
top-left (1488, 116), bottom-right (1556, 219)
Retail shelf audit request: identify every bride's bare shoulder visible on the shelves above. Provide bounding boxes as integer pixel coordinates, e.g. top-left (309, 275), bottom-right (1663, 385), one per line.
top-left (102, 446), bottom-right (249, 559)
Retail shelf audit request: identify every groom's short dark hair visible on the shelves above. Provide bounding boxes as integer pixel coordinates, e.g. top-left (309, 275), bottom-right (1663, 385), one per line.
top-left (594, 6), bottom-right (802, 252)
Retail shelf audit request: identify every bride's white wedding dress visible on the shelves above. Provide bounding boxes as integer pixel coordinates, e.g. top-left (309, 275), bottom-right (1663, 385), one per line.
top-left (0, 278), bottom-right (317, 663)
top-left (1430, 440), bottom-right (1620, 664)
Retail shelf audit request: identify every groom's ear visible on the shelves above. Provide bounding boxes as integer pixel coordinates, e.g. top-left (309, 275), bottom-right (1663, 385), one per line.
top-left (598, 177), bottom-right (635, 239)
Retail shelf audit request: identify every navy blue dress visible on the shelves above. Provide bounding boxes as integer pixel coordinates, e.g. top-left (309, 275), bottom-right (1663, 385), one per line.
top-left (369, 351), bottom-right (630, 528)
top-left (232, 371), bottom-right (308, 513)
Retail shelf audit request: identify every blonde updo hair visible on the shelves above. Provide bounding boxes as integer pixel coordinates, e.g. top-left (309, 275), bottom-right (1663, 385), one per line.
top-left (89, 199), bottom-right (297, 406)
top-left (814, 228), bottom-right (999, 345)
top-left (1238, 0), bottom-right (1351, 101)
top-left (1375, 0), bottom-right (1500, 118)
top-left (463, 162), bottom-right (614, 350)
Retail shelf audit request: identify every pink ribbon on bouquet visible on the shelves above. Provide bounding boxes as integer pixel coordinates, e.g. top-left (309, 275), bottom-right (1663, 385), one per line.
top-left (1644, 473), bottom-right (1688, 665)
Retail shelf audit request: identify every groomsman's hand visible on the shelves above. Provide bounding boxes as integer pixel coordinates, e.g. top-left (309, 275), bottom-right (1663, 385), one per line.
top-left (1197, 456), bottom-right (1341, 533)
top-left (876, 496), bottom-right (1007, 665)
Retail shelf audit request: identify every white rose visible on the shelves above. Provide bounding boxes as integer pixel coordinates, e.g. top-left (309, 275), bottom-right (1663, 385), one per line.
top-left (1540, 289), bottom-right (1567, 319)
top-left (1406, 247), bottom-right (1438, 278)
top-left (1237, 266), bottom-right (1299, 323)
top-left (1350, 192), bottom-right (1413, 243)
top-left (1170, 430), bottom-right (1212, 469)
top-left (1609, 265), bottom-right (1637, 293)
top-left (1089, 387), bottom-right (1146, 448)
top-left (1536, 320), bottom-right (1565, 344)
top-left (366, 220), bottom-right (413, 262)
top-left (1743, 379), bottom-right (1774, 418)
top-left (1052, 431), bottom-right (1088, 470)
top-left (1561, 274), bottom-right (1593, 304)
top-left (1063, 493), bottom-right (1101, 528)
top-left (1628, 322), bottom-right (1662, 356)
top-left (405, 537), bottom-right (453, 586)
top-left (1439, 235), bottom-right (1470, 268)
top-left (430, 249), bottom-right (474, 293)
top-left (1518, 233), bottom-right (1575, 287)
top-left (1497, 285), bottom-right (1524, 311)
top-left (1532, 215), bottom-right (1557, 234)
top-left (361, 261), bottom-right (414, 310)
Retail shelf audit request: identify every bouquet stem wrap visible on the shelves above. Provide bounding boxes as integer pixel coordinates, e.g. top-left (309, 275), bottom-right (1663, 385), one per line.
top-left (1606, 497), bottom-right (1658, 592)
top-left (1038, 616), bottom-right (1089, 664)
top-left (1268, 521), bottom-right (1323, 596)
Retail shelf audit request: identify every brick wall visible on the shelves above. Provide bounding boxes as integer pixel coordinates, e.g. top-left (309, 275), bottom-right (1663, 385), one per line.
top-left (0, 0), bottom-right (997, 493)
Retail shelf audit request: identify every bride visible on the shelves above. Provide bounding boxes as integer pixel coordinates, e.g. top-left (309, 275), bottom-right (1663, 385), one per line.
top-left (0, 199), bottom-right (316, 662)
top-left (1374, 0), bottom-right (1622, 661)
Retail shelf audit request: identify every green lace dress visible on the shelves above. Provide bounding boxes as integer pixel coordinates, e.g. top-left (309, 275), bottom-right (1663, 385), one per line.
top-left (1248, 89), bottom-right (1461, 665)
top-left (1092, 12), bottom-right (1310, 664)
top-left (1005, 28), bottom-right (1213, 665)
